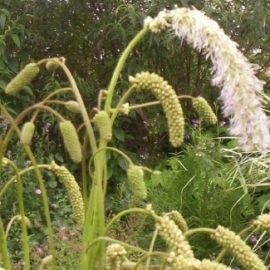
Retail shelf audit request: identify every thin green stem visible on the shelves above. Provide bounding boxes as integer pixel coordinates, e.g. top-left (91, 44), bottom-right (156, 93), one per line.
top-left (110, 94), bottom-right (193, 121)
top-left (4, 160), bottom-right (30, 269)
top-left (24, 147), bottom-right (56, 267)
top-left (41, 87), bottom-right (73, 103)
top-left (110, 86), bottom-right (135, 124)
top-left (58, 61), bottom-right (97, 153)
top-left (88, 147), bottom-right (133, 178)
top-left (145, 229), bottom-right (159, 269)
top-left (87, 236), bottom-right (147, 254)
top-left (104, 208), bottom-right (156, 236)
top-left (132, 251), bottom-right (169, 270)
top-left (104, 28), bottom-right (149, 113)
top-left (32, 104), bottom-right (65, 121)
top-left (81, 131), bottom-right (90, 208)
top-left (1, 106), bottom-right (56, 268)
top-left (55, 59), bottom-right (101, 270)
top-left (0, 165), bottom-right (49, 199)
top-left (183, 228), bottom-right (215, 238)
top-left (0, 216), bottom-right (12, 270)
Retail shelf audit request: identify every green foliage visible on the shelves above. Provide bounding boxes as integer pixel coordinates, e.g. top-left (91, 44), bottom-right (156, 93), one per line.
top-left (146, 130), bottom-right (264, 256)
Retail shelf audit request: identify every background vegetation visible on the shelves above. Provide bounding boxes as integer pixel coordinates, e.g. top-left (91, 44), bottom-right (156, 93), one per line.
top-left (1, 0), bottom-right (270, 268)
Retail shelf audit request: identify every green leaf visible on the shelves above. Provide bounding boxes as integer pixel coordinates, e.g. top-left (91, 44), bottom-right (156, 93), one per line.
top-left (22, 85), bottom-right (34, 96)
top-left (0, 79), bottom-right (5, 90)
top-left (211, 0), bottom-right (224, 9)
top-left (10, 34), bottom-right (21, 48)
top-left (128, 5), bottom-right (136, 26)
top-left (257, 194), bottom-right (270, 211)
top-left (0, 14), bottom-right (6, 29)
top-left (1, 9), bottom-right (10, 18)
top-left (48, 179), bottom-right (57, 188)
top-left (0, 40), bottom-right (5, 55)
top-left (8, 58), bottom-right (19, 73)
top-left (5, 106), bottom-right (17, 116)
top-left (55, 153), bottom-right (64, 162)
top-left (118, 157), bottom-right (128, 170)
top-left (0, 58), bottom-right (5, 69)
top-left (113, 128), bottom-right (125, 142)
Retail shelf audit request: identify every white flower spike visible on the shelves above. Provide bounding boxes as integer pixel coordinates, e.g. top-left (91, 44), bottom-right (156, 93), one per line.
top-left (144, 8), bottom-right (270, 155)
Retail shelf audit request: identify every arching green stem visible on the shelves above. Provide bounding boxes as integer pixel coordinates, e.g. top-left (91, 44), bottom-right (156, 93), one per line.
top-left (104, 28), bottom-right (149, 113)
top-left (0, 164), bottom-right (49, 199)
top-left (104, 208), bottom-right (157, 236)
top-left (1, 106), bottom-right (56, 268)
top-left (4, 159), bottom-right (30, 269)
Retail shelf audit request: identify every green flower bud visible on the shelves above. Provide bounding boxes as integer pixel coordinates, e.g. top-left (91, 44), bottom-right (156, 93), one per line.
top-left (45, 58), bottom-right (59, 72)
top-left (20, 122), bottom-right (35, 145)
top-left (93, 110), bottom-right (112, 142)
top-left (1, 157), bottom-right (9, 167)
top-left (49, 161), bottom-right (84, 225)
top-left (65, 101), bottom-right (81, 114)
top-left (156, 216), bottom-right (194, 258)
top-left (192, 96), bottom-right (217, 125)
top-left (59, 120), bottom-right (82, 163)
top-left (167, 210), bottom-right (188, 233)
top-left (106, 244), bottom-right (127, 270)
top-left (253, 214), bottom-right (270, 231)
top-left (127, 164), bottom-right (147, 200)
top-left (17, 215), bottom-right (32, 228)
top-left (5, 63), bottom-right (39, 95)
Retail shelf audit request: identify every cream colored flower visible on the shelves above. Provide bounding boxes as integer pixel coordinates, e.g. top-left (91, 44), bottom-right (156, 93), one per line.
top-left (144, 8), bottom-right (270, 154)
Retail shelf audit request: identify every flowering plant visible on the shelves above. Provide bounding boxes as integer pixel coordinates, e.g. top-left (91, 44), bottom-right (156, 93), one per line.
top-left (0, 6), bottom-right (270, 270)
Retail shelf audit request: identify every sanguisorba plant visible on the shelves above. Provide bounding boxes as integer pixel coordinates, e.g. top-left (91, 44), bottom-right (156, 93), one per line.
top-left (1, 6), bottom-right (270, 270)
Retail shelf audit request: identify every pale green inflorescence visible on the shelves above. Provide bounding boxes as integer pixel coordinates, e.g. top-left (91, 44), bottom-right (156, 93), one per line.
top-left (129, 72), bottom-right (185, 148)
top-left (253, 213), bottom-right (270, 231)
top-left (20, 122), bottom-right (35, 145)
top-left (166, 210), bottom-right (188, 233)
top-left (49, 161), bottom-right (84, 226)
top-left (45, 57), bottom-right (60, 72)
top-left (59, 120), bottom-right (82, 163)
top-left (127, 164), bottom-right (147, 200)
top-left (156, 215), bottom-right (194, 262)
top-left (144, 7), bottom-right (270, 154)
top-left (105, 244), bottom-right (127, 270)
top-left (93, 110), bottom-right (112, 142)
top-left (192, 97), bottom-right (217, 125)
top-left (211, 225), bottom-right (267, 270)
top-left (167, 255), bottom-right (233, 270)
top-left (65, 101), bottom-right (81, 114)
top-left (5, 63), bottom-right (40, 95)
top-left (193, 259), bottom-right (233, 270)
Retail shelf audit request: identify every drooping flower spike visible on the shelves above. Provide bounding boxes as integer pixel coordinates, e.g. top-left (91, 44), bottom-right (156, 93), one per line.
top-left (144, 7), bottom-right (270, 154)
top-left (129, 72), bottom-right (185, 148)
